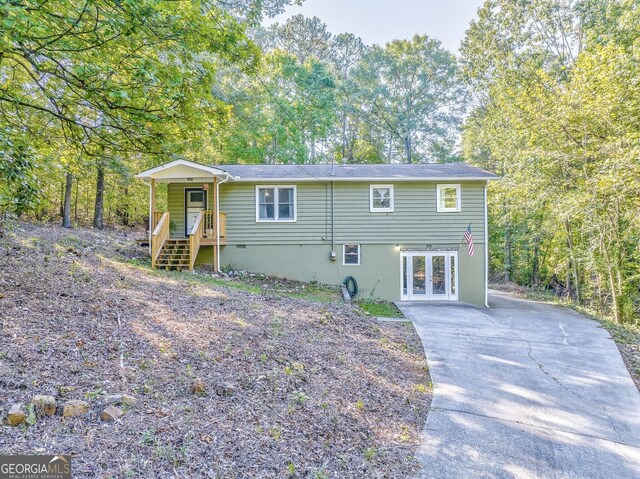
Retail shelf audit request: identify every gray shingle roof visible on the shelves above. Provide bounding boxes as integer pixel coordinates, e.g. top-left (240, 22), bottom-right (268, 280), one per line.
top-left (219, 162), bottom-right (497, 181)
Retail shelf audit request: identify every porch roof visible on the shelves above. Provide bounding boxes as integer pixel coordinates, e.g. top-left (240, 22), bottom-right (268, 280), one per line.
top-left (135, 159), bottom-right (230, 183)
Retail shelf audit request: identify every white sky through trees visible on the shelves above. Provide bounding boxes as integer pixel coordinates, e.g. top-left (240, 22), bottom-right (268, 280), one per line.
top-left (266, 0), bottom-right (482, 53)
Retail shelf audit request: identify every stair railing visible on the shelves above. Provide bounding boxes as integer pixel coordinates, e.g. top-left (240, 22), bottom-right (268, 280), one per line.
top-left (189, 210), bottom-right (204, 272)
top-left (152, 211), bottom-right (164, 231)
top-left (151, 211), bottom-right (170, 269)
top-left (202, 210), bottom-right (226, 240)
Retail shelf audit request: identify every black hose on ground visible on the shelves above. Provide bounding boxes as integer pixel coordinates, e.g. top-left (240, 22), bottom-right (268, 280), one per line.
top-left (343, 276), bottom-right (358, 298)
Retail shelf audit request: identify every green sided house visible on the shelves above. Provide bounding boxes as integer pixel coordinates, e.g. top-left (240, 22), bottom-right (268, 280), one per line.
top-left (136, 160), bottom-right (497, 306)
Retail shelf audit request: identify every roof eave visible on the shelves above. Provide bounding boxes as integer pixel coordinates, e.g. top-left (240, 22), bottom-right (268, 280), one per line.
top-left (229, 176), bottom-right (497, 182)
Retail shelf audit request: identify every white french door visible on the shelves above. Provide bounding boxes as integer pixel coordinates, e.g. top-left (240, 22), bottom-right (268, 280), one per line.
top-left (401, 251), bottom-right (458, 301)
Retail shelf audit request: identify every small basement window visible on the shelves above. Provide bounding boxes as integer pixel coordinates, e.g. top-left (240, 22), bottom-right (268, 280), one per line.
top-left (436, 184), bottom-right (461, 212)
top-left (343, 244), bottom-right (360, 265)
top-left (370, 184), bottom-right (394, 212)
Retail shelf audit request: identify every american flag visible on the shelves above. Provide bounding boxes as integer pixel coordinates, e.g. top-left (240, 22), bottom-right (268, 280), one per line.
top-left (463, 224), bottom-right (475, 257)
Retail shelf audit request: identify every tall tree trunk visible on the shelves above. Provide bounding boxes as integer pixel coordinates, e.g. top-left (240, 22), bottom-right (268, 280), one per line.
top-left (532, 235), bottom-right (540, 287)
top-left (387, 131), bottom-right (393, 161)
top-left (341, 107), bottom-right (347, 160)
top-left (600, 231), bottom-right (621, 323)
top-left (74, 177), bottom-right (79, 222)
top-left (59, 181), bottom-right (65, 218)
top-left (310, 136), bottom-right (316, 163)
top-left (62, 172), bottom-right (73, 228)
top-left (117, 186), bottom-right (130, 226)
top-left (564, 220), bottom-right (581, 303)
top-left (504, 221), bottom-right (512, 282)
top-left (93, 164), bottom-right (105, 229)
top-left (404, 136), bottom-right (412, 164)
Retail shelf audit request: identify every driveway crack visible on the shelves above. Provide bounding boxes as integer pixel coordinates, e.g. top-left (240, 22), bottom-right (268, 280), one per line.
top-left (429, 406), bottom-right (637, 448)
top-left (478, 310), bottom-right (625, 443)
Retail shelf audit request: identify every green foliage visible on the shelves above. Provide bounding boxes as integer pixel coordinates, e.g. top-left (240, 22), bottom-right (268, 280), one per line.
top-left (352, 35), bottom-right (465, 163)
top-left (25, 404), bottom-right (36, 426)
top-left (461, 0), bottom-right (640, 323)
top-left (0, 136), bottom-right (39, 226)
top-left (362, 446), bottom-right (377, 461)
top-left (2, 3), bottom-right (467, 228)
top-left (356, 300), bottom-right (405, 318)
top-left (1, 0), bottom-right (261, 221)
top-left (1, 0), bottom-right (259, 154)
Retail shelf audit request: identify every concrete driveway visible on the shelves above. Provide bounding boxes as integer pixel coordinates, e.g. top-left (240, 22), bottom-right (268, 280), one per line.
top-left (398, 292), bottom-right (640, 479)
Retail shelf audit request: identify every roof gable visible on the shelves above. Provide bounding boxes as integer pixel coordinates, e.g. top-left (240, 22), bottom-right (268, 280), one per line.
top-left (136, 160), bottom-right (227, 182)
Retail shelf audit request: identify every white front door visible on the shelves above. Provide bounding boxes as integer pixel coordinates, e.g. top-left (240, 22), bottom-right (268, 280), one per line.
top-left (185, 188), bottom-right (206, 236)
top-left (401, 251), bottom-right (458, 301)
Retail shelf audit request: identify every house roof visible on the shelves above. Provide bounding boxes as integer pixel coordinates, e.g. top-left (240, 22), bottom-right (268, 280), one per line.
top-left (218, 162), bottom-right (498, 182)
top-left (135, 159), bottom-right (498, 183)
top-left (135, 159), bottom-right (227, 183)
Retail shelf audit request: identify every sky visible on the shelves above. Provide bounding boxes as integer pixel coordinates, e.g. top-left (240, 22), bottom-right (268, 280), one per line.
top-left (266, 0), bottom-right (484, 53)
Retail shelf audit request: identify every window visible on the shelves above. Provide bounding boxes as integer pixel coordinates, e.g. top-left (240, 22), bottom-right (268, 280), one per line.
top-left (189, 191), bottom-right (204, 204)
top-left (370, 184), bottom-right (394, 212)
top-left (436, 184), bottom-right (461, 212)
top-left (343, 244), bottom-right (360, 265)
top-left (256, 186), bottom-right (296, 222)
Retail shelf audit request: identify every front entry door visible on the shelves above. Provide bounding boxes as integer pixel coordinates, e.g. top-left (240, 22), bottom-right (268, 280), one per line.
top-left (401, 251), bottom-right (458, 301)
top-left (185, 188), bottom-right (206, 237)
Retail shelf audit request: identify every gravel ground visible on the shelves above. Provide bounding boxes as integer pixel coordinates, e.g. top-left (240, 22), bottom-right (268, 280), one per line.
top-left (0, 222), bottom-right (431, 478)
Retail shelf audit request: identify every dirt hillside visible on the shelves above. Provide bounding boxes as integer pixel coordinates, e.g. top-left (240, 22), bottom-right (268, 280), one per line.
top-left (0, 223), bottom-right (431, 478)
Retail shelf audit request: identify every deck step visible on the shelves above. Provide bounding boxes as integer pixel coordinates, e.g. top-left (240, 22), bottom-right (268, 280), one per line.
top-left (154, 237), bottom-right (193, 271)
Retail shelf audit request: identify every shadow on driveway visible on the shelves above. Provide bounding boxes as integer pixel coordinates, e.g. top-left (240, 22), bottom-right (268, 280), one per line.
top-left (398, 292), bottom-right (640, 478)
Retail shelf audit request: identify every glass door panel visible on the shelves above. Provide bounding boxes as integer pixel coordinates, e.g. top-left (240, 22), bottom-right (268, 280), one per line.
top-left (402, 255), bottom-right (408, 296)
top-left (450, 255), bottom-right (456, 298)
top-left (400, 251), bottom-right (457, 301)
top-left (431, 255), bottom-right (447, 297)
top-left (412, 256), bottom-right (427, 296)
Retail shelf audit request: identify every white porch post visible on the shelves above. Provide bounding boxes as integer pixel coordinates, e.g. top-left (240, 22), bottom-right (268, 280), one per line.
top-left (149, 179), bottom-right (156, 256)
top-left (216, 175), bottom-right (229, 273)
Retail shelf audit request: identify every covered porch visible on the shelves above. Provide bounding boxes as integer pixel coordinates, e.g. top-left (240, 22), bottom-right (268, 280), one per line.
top-left (136, 160), bottom-right (231, 272)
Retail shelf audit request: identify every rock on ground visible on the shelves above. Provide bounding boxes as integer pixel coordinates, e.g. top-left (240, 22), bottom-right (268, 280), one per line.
top-left (32, 395), bottom-right (56, 416)
top-left (100, 405), bottom-right (124, 421)
top-left (6, 403), bottom-right (26, 426)
top-left (62, 400), bottom-right (89, 418)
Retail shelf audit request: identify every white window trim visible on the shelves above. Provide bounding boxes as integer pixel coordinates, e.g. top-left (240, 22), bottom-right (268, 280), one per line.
top-left (436, 184), bottom-right (461, 212)
top-left (255, 185), bottom-right (297, 222)
top-left (369, 184), bottom-right (394, 212)
top-left (343, 244), bottom-right (361, 266)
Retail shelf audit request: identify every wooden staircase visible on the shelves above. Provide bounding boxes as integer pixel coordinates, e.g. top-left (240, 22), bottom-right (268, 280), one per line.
top-left (151, 210), bottom-right (226, 272)
top-left (154, 239), bottom-right (190, 271)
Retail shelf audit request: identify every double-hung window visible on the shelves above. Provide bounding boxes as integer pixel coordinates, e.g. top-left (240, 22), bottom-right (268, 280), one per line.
top-left (256, 186), bottom-right (296, 222)
top-left (370, 184), bottom-right (394, 212)
top-left (436, 184), bottom-right (461, 212)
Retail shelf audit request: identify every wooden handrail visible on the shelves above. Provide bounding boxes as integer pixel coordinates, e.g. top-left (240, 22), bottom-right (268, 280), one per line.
top-left (151, 212), bottom-right (170, 269)
top-left (189, 211), bottom-right (204, 272)
top-left (201, 211), bottom-right (226, 239)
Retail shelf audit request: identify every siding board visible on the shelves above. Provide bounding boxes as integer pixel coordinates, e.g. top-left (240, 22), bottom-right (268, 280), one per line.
top-left (219, 180), bottom-right (486, 245)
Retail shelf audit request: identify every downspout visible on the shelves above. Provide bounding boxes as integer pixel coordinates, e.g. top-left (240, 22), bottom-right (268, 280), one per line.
top-left (216, 174), bottom-right (230, 273)
top-left (331, 181), bottom-right (335, 255)
top-left (484, 182), bottom-right (489, 307)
